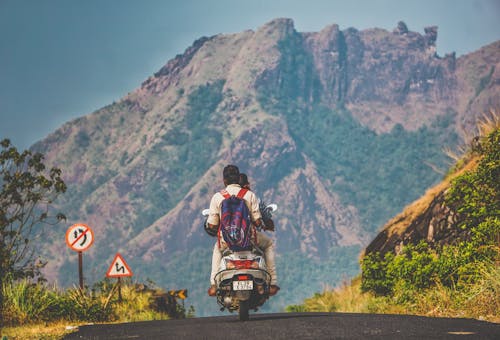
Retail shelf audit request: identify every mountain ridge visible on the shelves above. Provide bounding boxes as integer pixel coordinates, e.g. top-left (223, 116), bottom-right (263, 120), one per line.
top-left (30, 18), bottom-right (499, 315)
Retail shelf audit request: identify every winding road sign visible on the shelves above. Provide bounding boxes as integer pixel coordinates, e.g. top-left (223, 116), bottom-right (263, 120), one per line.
top-left (66, 223), bottom-right (94, 252)
top-left (106, 253), bottom-right (133, 278)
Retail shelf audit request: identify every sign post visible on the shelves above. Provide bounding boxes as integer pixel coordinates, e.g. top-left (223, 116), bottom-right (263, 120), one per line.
top-left (66, 223), bottom-right (94, 289)
top-left (106, 253), bottom-right (133, 302)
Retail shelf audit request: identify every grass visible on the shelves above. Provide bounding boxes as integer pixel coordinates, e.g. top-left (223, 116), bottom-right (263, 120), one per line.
top-left (288, 264), bottom-right (499, 323)
top-left (3, 321), bottom-right (79, 340)
top-left (408, 263), bottom-right (500, 322)
top-left (1, 279), bottom-right (181, 339)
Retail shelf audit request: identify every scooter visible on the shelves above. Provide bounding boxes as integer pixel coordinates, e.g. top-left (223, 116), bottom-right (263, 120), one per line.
top-left (202, 203), bottom-right (277, 321)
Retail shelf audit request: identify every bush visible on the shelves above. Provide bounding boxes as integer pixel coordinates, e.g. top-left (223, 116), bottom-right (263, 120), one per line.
top-left (1, 279), bottom-right (186, 326)
top-left (62, 286), bottom-right (114, 322)
top-left (2, 280), bottom-right (58, 325)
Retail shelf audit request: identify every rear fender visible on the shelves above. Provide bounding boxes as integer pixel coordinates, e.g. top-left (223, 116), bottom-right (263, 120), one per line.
top-left (235, 291), bottom-right (251, 301)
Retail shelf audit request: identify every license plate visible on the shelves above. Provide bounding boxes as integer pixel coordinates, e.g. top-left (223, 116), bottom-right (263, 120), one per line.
top-left (233, 280), bottom-right (253, 291)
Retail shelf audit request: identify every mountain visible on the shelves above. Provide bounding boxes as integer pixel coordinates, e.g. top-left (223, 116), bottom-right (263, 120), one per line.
top-left (31, 18), bottom-right (500, 315)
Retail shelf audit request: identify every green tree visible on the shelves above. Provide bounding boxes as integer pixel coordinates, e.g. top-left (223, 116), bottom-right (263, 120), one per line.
top-left (0, 139), bottom-right (66, 331)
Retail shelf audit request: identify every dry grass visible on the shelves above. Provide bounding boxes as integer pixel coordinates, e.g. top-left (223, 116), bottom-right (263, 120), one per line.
top-left (302, 278), bottom-right (369, 313)
top-left (1, 280), bottom-right (173, 339)
top-left (112, 284), bottom-right (170, 322)
top-left (477, 108), bottom-right (500, 137)
top-left (405, 263), bottom-right (500, 323)
top-left (299, 266), bottom-right (500, 324)
top-left (2, 321), bottom-right (79, 340)
top-left (300, 278), bottom-right (405, 315)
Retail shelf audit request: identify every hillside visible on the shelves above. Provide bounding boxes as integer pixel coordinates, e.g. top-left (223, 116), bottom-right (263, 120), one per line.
top-left (288, 114), bottom-right (499, 321)
top-left (364, 112), bottom-right (499, 258)
top-left (29, 18), bottom-right (500, 315)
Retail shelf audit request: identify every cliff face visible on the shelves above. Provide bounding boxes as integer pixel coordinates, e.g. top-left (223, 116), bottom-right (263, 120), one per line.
top-left (365, 188), bottom-right (465, 257)
top-left (32, 19), bottom-right (499, 292)
top-left (363, 155), bottom-right (483, 257)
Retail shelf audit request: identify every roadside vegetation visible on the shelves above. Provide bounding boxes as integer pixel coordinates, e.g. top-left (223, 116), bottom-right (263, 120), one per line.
top-left (0, 140), bottom-right (192, 339)
top-left (2, 278), bottom-right (192, 339)
top-left (288, 111), bottom-right (499, 323)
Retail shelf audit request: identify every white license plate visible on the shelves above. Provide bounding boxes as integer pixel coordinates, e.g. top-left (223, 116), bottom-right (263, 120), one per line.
top-left (233, 280), bottom-right (253, 291)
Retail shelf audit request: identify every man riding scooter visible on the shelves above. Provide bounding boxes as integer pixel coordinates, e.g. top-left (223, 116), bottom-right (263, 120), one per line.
top-left (205, 164), bottom-right (279, 296)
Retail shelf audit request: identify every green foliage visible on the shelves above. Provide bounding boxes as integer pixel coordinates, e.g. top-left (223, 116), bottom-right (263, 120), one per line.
top-left (360, 128), bottom-right (500, 304)
top-left (62, 286), bottom-right (114, 322)
top-left (0, 139), bottom-right (67, 329)
top-left (361, 243), bottom-right (446, 299)
top-left (446, 129), bottom-right (500, 244)
top-left (285, 304), bottom-right (307, 313)
top-left (1, 278), bottom-right (190, 326)
top-left (2, 279), bottom-right (58, 325)
top-left (360, 251), bottom-right (395, 296)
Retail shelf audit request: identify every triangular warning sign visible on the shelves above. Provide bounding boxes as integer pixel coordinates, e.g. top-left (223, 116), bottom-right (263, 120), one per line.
top-left (106, 253), bottom-right (133, 278)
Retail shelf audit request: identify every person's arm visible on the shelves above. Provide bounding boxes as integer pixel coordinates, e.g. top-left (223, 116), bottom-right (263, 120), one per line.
top-left (247, 191), bottom-right (275, 231)
top-left (206, 193), bottom-right (220, 232)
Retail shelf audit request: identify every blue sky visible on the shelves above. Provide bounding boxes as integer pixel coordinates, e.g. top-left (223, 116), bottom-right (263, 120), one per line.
top-left (1, 0), bottom-right (499, 150)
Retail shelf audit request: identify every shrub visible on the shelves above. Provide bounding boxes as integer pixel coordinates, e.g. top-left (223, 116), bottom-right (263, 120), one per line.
top-left (2, 280), bottom-right (57, 325)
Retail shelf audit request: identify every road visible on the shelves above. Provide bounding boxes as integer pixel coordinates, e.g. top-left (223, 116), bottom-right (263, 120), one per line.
top-left (64, 312), bottom-right (500, 339)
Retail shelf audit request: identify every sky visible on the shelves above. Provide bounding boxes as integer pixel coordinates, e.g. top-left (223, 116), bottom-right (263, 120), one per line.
top-left (1, 0), bottom-right (499, 150)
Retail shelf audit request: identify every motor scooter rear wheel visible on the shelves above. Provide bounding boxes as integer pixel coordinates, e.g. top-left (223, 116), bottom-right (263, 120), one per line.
top-left (239, 299), bottom-right (249, 321)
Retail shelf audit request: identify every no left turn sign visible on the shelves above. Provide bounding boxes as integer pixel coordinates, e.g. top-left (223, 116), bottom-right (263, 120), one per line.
top-left (66, 223), bottom-right (94, 252)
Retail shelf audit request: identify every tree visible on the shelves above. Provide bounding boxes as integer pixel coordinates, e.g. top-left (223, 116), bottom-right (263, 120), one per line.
top-left (0, 139), bottom-right (66, 328)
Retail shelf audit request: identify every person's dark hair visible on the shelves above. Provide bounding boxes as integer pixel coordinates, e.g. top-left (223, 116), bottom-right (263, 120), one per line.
top-left (239, 173), bottom-right (250, 188)
top-left (223, 164), bottom-right (240, 184)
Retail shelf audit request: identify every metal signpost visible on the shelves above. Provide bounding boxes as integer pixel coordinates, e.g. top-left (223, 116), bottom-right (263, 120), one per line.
top-left (65, 223), bottom-right (94, 289)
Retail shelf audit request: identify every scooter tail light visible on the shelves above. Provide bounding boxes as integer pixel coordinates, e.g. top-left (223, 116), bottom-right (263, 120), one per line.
top-left (226, 259), bottom-right (259, 269)
top-left (225, 260), bottom-right (236, 269)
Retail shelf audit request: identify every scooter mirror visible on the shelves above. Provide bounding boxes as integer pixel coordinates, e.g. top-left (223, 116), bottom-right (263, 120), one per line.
top-left (202, 209), bottom-right (210, 216)
top-left (266, 204), bottom-right (278, 212)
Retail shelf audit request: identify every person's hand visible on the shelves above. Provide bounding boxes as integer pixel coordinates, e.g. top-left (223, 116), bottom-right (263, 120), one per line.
top-left (263, 218), bottom-right (275, 231)
top-left (204, 221), bottom-right (218, 237)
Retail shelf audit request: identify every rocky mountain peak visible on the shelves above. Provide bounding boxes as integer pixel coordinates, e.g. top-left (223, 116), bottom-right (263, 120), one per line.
top-left (33, 19), bottom-right (499, 304)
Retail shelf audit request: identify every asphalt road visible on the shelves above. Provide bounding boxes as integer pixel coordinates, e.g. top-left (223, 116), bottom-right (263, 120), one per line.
top-left (64, 312), bottom-right (500, 340)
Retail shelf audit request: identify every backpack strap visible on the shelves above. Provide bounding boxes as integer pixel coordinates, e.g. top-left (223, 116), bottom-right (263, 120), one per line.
top-left (218, 189), bottom-right (230, 249)
top-left (236, 188), bottom-right (257, 246)
top-left (220, 189), bottom-right (231, 199)
top-left (236, 188), bottom-right (248, 199)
